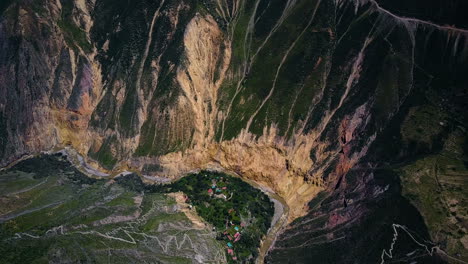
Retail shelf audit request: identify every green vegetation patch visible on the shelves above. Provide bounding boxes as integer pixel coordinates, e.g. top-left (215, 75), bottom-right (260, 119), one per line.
top-left (0, 154), bottom-right (275, 263)
top-left (8, 153), bottom-right (91, 181)
top-left (56, 0), bottom-right (92, 53)
top-left (155, 171), bottom-right (275, 263)
top-left (400, 104), bottom-right (448, 148)
top-left (88, 135), bottom-right (118, 170)
top-left (398, 129), bottom-right (468, 260)
top-left (57, 19), bottom-right (92, 54)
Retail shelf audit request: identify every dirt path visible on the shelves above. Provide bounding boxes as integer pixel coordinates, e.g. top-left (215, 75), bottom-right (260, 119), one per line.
top-left (168, 192), bottom-right (206, 229)
top-left (0, 201), bottom-right (64, 223)
top-left (8, 149), bottom-right (290, 262)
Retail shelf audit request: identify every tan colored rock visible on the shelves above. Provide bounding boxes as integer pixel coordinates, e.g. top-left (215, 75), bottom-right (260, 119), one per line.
top-left (147, 125), bottom-right (324, 222)
top-left (461, 235), bottom-right (468, 250)
top-left (177, 14), bottom-right (231, 149)
top-left (168, 192), bottom-right (206, 229)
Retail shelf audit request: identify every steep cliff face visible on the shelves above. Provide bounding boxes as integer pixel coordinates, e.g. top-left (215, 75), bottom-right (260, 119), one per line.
top-left (0, 0), bottom-right (101, 161)
top-left (1, 0), bottom-right (467, 262)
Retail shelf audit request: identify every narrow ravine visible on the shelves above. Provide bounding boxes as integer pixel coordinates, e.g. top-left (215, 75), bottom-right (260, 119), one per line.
top-left (132, 0), bottom-right (166, 129)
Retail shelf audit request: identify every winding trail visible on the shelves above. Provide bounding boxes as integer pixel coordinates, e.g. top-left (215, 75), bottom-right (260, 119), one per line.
top-left (0, 201), bottom-right (64, 223)
top-left (380, 224), bottom-right (468, 264)
top-left (6, 149), bottom-right (289, 263)
top-left (58, 148), bottom-right (110, 178)
top-left (6, 177), bottom-right (49, 196)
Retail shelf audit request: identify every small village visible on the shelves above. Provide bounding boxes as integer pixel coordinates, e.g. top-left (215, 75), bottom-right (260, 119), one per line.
top-left (165, 171), bottom-right (274, 263)
top-left (207, 176), bottom-right (244, 261)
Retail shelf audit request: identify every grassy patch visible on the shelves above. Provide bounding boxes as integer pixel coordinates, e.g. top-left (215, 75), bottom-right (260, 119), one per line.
top-left (57, 19), bottom-right (92, 54)
top-left (141, 212), bottom-right (188, 232)
top-left (88, 135), bottom-right (118, 170)
top-left (106, 191), bottom-right (136, 207)
top-left (0, 155), bottom-right (225, 263)
top-left (400, 104), bottom-right (448, 148)
top-left (397, 129), bottom-right (468, 260)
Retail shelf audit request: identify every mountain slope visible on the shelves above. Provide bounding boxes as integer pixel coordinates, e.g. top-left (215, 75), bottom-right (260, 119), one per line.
top-left (0, 0), bottom-right (467, 262)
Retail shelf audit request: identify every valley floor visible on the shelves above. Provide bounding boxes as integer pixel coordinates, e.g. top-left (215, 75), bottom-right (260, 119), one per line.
top-left (0, 153), bottom-right (278, 264)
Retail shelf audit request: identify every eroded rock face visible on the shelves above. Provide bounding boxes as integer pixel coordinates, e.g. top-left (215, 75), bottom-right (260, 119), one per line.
top-left (1, 1), bottom-right (468, 262)
top-left (0, 2), bottom-right (71, 161)
top-left (177, 14), bottom-right (231, 149)
top-left (146, 126), bottom-right (324, 222)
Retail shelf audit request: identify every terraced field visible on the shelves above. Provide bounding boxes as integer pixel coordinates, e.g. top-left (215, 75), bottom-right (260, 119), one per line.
top-left (0, 154), bottom-right (226, 263)
top-left (0, 154), bottom-right (276, 263)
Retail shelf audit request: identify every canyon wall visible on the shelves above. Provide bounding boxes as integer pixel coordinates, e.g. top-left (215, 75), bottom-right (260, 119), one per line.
top-left (1, 0), bottom-right (467, 262)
